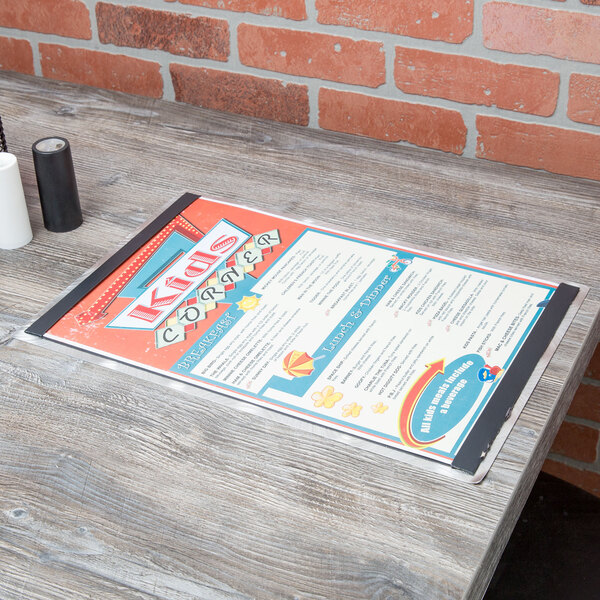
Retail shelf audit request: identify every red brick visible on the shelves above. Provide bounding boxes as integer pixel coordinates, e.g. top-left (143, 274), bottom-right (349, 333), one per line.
top-left (476, 116), bottom-right (600, 181)
top-left (97, 3), bottom-right (228, 61)
top-left (316, 0), bottom-right (473, 44)
top-left (170, 64), bottom-right (308, 125)
top-left (40, 44), bottom-right (163, 98)
top-left (581, 0), bottom-right (600, 5)
top-left (568, 384), bottom-right (600, 423)
top-left (483, 3), bottom-right (600, 65)
top-left (0, 0), bottom-right (91, 39)
top-left (568, 74), bottom-right (600, 126)
top-left (0, 37), bottom-right (34, 75)
top-left (543, 459), bottom-right (600, 498)
top-left (319, 88), bottom-right (466, 154)
top-left (164, 0), bottom-right (306, 21)
top-left (394, 47), bottom-right (558, 117)
top-left (586, 344), bottom-right (600, 379)
top-left (550, 421), bottom-right (599, 463)
top-left (238, 24), bottom-right (384, 87)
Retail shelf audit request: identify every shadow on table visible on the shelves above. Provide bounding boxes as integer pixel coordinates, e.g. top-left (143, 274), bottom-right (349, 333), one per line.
top-left (484, 472), bottom-right (600, 600)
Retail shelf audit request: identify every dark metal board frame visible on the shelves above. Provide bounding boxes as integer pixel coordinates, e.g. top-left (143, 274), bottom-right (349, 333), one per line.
top-left (26, 192), bottom-right (580, 476)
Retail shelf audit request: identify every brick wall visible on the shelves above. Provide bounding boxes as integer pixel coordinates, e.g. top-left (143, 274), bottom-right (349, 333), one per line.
top-left (544, 345), bottom-right (600, 498)
top-left (0, 0), bottom-right (598, 492)
top-left (1, 1), bottom-right (600, 178)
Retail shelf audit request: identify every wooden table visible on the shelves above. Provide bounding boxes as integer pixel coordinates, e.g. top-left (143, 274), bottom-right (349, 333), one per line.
top-left (1, 72), bottom-right (599, 600)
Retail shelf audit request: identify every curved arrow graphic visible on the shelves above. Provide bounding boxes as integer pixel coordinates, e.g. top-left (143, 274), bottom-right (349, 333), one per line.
top-left (398, 359), bottom-right (446, 449)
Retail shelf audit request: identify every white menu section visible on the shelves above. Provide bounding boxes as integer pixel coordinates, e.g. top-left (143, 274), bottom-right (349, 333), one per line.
top-left (189, 230), bottom-right (394, 389)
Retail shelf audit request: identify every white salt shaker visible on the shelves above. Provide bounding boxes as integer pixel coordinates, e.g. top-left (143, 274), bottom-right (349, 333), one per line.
top-left (0, 152), bottom-right (33, 249)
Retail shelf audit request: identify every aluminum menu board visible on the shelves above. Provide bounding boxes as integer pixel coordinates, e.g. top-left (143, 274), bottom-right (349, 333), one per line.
top-left (27, 194), bottom-right (580, 476)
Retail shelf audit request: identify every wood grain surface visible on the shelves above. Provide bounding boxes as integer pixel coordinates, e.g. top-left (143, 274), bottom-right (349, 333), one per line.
top-left (1, 72), bottom-right (599, 600)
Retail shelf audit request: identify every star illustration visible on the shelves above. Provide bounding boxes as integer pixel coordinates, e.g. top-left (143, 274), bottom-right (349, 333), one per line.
top-left (236, 295), bottom-right (260, 312)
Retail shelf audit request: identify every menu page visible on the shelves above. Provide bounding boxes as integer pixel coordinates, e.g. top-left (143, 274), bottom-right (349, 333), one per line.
top-left (42, 196), bottom-right (565, 469)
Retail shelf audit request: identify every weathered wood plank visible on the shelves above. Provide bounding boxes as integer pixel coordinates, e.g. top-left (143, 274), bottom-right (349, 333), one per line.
top-left (1, 71), bottom-right (599, 600)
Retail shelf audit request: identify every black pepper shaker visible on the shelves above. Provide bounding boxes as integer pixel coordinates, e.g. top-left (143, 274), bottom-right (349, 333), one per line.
top-left (32, 136), bottom-right (82, 232)
top-left (0, 114), bottom-right (8, 152)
